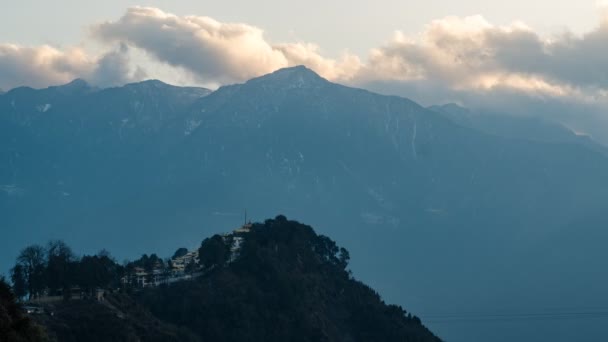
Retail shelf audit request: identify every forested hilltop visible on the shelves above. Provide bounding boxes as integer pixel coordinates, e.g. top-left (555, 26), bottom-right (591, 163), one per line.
top-left (4, 216), bottom-right (441, 342)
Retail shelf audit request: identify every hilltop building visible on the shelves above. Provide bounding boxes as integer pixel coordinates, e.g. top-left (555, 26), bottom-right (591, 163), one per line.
top-left (122, 223), bottom-right (252, 288)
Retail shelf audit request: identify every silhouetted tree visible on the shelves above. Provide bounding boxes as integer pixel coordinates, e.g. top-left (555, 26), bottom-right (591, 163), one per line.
top-left (46, 240), bottom-right (75, 298)
top-left (198, 235), bottom-right (229, 268)
top-left (338, 247), bottom-right (350, 270)
top-left (77, 254), bottom-right (120, 296)
top-left (172, 248), bottom-right (189, 259)
top-left (185, 260), bottom-right (197, 274)
top-left (10, 265), bottom-right (27, 300)
top-left (16, 245), bottom-right (46, 299)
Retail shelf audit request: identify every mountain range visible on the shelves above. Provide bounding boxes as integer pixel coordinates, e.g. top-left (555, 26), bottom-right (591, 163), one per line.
top-left (2, 66), bottom-right (608, 342)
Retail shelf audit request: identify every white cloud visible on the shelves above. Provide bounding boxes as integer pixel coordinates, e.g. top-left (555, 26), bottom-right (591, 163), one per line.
top-left (0, 43), bottom-right (143, 90)
top-left (0, 44), bottom-right (92, 89)
top-left (3, 6), bottom-right (608, 143)
top-left (355, 12), bottom-right (608, 100)
top-left (87, 6), bottom-right (608, 104)
top-left (2, 5), bottom-right (608, 108)
top-left (91, 7), bottom-right (361, 84)
top-left (88, 44), bottom-right (147, 87)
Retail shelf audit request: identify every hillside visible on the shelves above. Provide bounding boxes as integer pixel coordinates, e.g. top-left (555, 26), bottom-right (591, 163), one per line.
top-left (28, 217), bottom-right (441, 342)
top-left (0, 279), bottom-right (48, 342)
top-left (33, 295), bottom-right (199, 342)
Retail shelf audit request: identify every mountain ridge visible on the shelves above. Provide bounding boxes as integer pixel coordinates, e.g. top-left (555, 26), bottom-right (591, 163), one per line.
top-left (2, 66), bottom-right (608, 342)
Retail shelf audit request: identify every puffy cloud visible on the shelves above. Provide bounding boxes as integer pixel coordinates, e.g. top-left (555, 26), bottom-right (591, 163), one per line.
top-left (88, 44), bottom-right (147, 87)
top-left (348, 10), bottom-right (608, 144)
top-left (3, 6), bottom-right (608, 143)
top-left (356, 12), bottom-right (608, 99)
top-left (89, 6), bottom-right (608, 103)
top-left (0, 43), bottom-right (143, 90)
top-left (3, 5), bottom-right (608, 106)
top-left (274, 43), bottom-right (361, 81)
top-left (91, 7), bottom-right (361, 84)
top-left (0, 44), bottom-right (92, 89)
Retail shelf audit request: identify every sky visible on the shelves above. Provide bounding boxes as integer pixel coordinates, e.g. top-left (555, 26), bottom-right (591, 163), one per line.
top-left (0, 1), bottom-right (601, 57)
top-left (2, 1), bottom-right (608, 141)
top-left (0, 1), bottom-right (605, 88)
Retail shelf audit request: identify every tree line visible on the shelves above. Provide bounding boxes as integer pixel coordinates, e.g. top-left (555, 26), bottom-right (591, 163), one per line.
top-left (9, 240), bottom-right (202, 301)
top-left (9, 241), bottom-right (124, 300)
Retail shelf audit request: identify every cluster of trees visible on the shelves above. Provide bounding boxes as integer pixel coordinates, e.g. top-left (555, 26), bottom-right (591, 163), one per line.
top-left (197, 235), bottom-right (230, 268)
top-left (123, 253), bottom-right (165, 285)
top-left (9, 239), bottom-right (204, 301)
top-left (10, 241), bottom-right (123, 300)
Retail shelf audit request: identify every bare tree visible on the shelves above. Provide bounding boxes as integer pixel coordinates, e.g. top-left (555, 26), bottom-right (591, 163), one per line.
top-left (16, 245), bottom-right (46, 299)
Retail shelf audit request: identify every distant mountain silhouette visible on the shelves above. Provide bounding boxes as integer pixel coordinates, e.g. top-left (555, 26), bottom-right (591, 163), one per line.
top-left (2, 67), bottom-right (608, 342)
top-left (429, 103), bottom-right (607, 155)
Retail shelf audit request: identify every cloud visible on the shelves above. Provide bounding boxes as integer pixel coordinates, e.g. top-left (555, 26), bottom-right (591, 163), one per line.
top-left (3, 6), bottom-right (608, 143)
top-left (348, 10), bottom-right (608, 145)
top-left (0, 44), bottom-right (92, 89)
top-left (3, 5), bottom-right (608, 107)
top-left (356, 12), bottom-right (608, 100)
top-left (88, 44), bottom-right (147, 87)
top-left (91, 7), bottom-right (361, 84)
top-left (85, 6), bottom-right (608, 105)
top-left (0, 43), bottom-right (143, 90)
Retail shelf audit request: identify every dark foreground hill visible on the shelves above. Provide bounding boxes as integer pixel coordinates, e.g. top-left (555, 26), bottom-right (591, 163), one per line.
top-left (0, 279), bottom-right (48, 342)
top-left (33, 295), bottom-right (199, 342)
top-left (29, 217), bottom-right (441, 342)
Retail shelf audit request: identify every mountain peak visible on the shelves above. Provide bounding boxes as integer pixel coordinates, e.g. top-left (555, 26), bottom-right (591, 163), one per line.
top-left (273, 65), bottom-right (319, 76)
top-left (429, 103), bottom-right (471, 116)
top-left (65, 78), bottom-right (89, 88)
top-left (55, 78), bottom-right (90, 91)
top-left (124, 79), bottom-right (172, 89)
top-left (247, 65), bottom-right (327, 88)
top-left (42, 78), bottom-right (91, 94)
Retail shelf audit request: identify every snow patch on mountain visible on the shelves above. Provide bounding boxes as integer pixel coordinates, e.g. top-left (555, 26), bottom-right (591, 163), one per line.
top-left (37, 104), bottom-right (52, 113)
top-left (184, 119), bottom-right (202, 136)
top-left (1, 184), bottom-right (25, 196)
